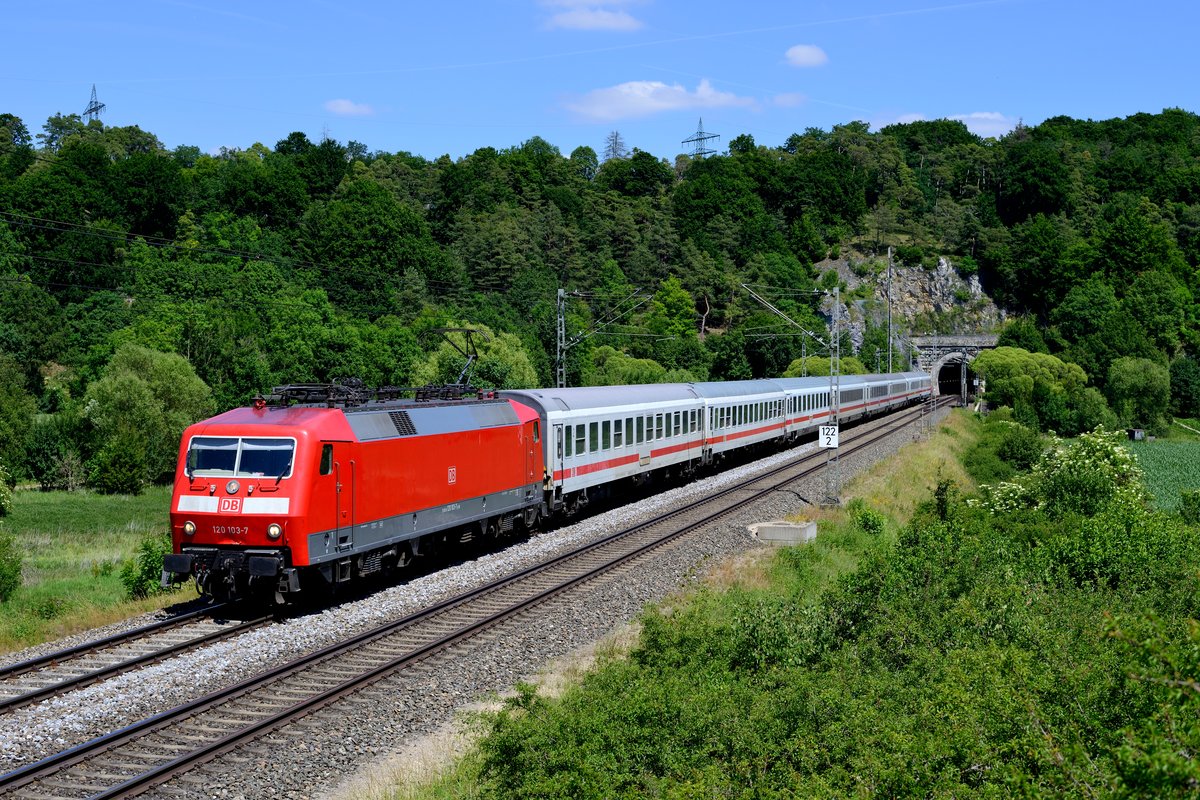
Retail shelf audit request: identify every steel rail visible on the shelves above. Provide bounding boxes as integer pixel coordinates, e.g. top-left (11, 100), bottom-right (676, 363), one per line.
top-left (0, 603), bottom-right (226, 680)
top-left (0, 399), bottom-right (949, 797)
top-left (0, 614), bottom-right (274, 713)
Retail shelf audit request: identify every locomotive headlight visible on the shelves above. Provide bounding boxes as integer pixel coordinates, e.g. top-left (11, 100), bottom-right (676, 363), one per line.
top-left (183, 520), bottom-right (197, 536)
top-left (266, 523), bottom-right (283, 540)
top-left (225, 480), bottom-right (240, 495)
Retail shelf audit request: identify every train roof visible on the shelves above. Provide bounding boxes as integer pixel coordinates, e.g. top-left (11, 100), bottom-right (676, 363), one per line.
top-left (188, 397), bottom-right (527, 443)
top-left (689, 379), bottom-right (788, 399)
top-left (501, 371), bottom-right (927, 414)
top-left (188, 405), bottom-right (355, 440)
top-left (771, 372), bottom-right (922, 391)
top-left (499, 384), bottom-right (700, 414)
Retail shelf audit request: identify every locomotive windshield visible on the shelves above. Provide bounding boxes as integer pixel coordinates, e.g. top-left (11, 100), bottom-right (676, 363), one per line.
top-left (187, 437), bottom-right (295, 479)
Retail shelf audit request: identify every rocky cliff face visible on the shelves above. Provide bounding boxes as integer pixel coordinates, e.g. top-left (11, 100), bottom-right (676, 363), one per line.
top-left (819, 255), bottom-right (1005, 353)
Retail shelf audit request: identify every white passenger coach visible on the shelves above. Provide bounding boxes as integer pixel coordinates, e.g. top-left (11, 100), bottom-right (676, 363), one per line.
top-left (501, 371), bottom-right (929, 513)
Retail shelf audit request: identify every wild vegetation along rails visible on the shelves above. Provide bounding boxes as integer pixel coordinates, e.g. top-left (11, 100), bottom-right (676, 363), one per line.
top-left (0, 400), bottom-right (944, 799)
top-left (0, 606), bottom-right (273, 714)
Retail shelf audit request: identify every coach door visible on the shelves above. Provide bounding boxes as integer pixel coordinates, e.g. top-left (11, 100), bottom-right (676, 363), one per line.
top-left (326, 441), bottom-right (356, 553)
top-left (552, 423), bottom-right (563, 484)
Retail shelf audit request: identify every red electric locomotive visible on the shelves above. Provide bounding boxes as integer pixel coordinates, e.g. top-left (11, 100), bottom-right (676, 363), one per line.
top-left (162, 385), bottom-right (545, 602)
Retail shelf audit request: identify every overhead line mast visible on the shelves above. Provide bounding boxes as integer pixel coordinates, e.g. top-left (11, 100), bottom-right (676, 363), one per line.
top-left (682, 118), bottom-right (719, 159)
top-left (83, 84), bottom-right (106, 122)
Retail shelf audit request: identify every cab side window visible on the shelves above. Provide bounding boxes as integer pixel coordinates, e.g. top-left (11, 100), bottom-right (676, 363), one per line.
top-left (319, 444), bottom-right (334, 475)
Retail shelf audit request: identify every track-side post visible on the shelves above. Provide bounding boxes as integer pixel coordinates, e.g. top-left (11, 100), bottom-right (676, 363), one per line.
top-left (823, 286), bottom-right (841, 506)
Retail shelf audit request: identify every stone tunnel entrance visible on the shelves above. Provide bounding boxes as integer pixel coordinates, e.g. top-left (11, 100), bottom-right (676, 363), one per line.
top-left (934, 354), bottom-right (978, 401)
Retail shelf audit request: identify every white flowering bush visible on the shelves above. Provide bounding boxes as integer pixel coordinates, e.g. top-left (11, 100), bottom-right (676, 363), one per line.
top-left (973, 427), bottom-right (1146, 518)
top-left (974, 478), bottom-right (1037, 514)
top-left (0, 460), bottom-right (13, 517)
top-left (1034, 426), bottom-right (1145, 517)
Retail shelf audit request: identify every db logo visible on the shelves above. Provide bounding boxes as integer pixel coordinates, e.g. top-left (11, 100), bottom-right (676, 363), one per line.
top-left (447, 467), bottom-right (457, 485)
top-left (219, 497), bottom-right (243, 513)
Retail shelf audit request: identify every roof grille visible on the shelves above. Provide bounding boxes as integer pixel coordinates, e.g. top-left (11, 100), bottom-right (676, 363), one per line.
top-left (389, 410), bottom-right (417, 436)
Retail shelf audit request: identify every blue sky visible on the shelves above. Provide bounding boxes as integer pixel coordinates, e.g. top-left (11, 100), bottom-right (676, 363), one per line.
top-left (5, 0), bottom-right (1198, 161)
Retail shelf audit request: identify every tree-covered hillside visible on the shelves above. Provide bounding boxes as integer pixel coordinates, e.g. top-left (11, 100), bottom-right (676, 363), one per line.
top-left (0, 108), bottom-right (1198, 492)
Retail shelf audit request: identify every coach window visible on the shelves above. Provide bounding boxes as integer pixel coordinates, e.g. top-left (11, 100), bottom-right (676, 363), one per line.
top-left (636, 416), bottom-right (644, 444)
top-left (575, 426), bottom-right (586, 455)
top-left (589, 421), bottom-right (599, 452)
top-left (602, 420), bottom-right (611, 450)
top-left (613, 419), bottom-right (623, 448)
top-left (564, 425), bottom-right (572, 458)
top-left (655, 413), bottom-right (664, 440)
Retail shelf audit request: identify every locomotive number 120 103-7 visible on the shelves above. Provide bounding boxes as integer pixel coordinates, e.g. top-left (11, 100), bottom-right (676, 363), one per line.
top-left (211, 525), bottom-right (250, 537)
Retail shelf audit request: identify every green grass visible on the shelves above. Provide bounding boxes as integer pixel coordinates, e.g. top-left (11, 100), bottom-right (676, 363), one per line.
top-left (1129, 439), bottom-right (1200, 511)
top-left (391, 419), bottom-right (1200, 798)
top-left (1169, 417), bottom-right (1200, 441)
top-left (381, 412), bottom-right (986, 800)
top-left (0, 485), bottom-right (195, 652)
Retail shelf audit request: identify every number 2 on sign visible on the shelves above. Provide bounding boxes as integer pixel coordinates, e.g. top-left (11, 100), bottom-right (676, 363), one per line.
top-left (819, 425), bottom-right (839, 449)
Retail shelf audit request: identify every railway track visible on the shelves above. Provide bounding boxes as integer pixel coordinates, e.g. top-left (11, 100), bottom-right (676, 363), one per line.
top-left (0, 400), bottom-right (948, 799)
top-left (0, 605), bottom-right (274, 714)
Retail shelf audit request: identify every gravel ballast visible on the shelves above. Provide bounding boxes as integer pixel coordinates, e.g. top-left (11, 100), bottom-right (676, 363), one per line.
top-left (0, 407), bottom-right (945, 798)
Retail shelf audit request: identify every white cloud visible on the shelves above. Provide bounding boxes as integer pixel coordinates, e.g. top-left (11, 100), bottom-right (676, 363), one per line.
top-left (324, 99), bottom-right (375, 117)
top-left (565, 78), bottom-right (755, 121)
top-left (784, 44), bottom-right (828, 67)
top-left (773, 93), bottom-right (807, 108)
top-left (541, 0), bottom-right (644, 30)
top-left (949, 111), bottom-right (1017, 138)
top-left (547, 8), bottom-right (642, 30)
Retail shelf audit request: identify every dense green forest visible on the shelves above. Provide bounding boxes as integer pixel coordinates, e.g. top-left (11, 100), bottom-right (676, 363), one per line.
top-left (1, 108), bottom-right (1199, 493)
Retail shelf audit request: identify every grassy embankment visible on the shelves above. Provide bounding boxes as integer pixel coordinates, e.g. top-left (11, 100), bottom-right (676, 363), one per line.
top-left (372, 412), bottom-right (1200, 798)
top-left (0, 485), bottom-right (194, 653)
top-left (364, 410), bottom-right (982, 800)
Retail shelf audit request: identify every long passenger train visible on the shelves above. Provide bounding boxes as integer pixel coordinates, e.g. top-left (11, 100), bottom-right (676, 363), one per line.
top-left (162, 372), bottom-right (930, 601)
